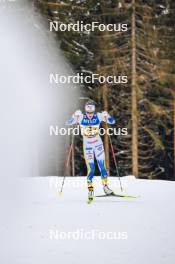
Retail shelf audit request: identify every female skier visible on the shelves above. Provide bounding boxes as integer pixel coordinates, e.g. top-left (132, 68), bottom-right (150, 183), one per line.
top-left (66, 100), bottom-right (116, 202)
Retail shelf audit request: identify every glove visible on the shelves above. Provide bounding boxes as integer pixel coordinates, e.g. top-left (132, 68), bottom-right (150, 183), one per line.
top-left (102, 111), bottom-right (109, 118)
top-left (73, 110), bottom-right (82, 118)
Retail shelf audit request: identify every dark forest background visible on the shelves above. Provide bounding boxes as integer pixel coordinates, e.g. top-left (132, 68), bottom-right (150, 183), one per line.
top-left (31, 0), bottom-right (175, 180)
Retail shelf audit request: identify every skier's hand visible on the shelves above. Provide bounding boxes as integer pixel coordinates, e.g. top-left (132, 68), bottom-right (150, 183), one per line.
top-left (73, 110), bottom-right (82, 118)
top-left (102, 111), bottom-right (109, 118)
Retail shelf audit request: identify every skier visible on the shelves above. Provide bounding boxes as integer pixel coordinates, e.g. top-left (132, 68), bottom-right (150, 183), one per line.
top-left (66, 100), bottom-right (116, 202)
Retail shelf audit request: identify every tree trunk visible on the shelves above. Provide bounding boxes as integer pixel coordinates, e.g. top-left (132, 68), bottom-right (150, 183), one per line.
top-left (131, 0), bottom-right (139, 177)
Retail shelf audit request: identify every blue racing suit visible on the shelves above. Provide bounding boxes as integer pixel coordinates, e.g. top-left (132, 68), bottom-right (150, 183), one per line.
top-left (67, 112), bottom-right (115, 186)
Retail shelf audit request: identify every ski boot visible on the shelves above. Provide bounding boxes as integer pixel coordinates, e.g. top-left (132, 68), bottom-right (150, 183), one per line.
top-left (102, 178), bottom-right (114, 195)
top-left (103, 184), bottom-right (114, 196)
top-left (87, 185), bottom-right (94, 204)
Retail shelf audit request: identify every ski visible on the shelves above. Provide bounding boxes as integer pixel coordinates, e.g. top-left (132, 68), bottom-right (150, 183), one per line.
top-left (95, 193), bottom-right (140, 199)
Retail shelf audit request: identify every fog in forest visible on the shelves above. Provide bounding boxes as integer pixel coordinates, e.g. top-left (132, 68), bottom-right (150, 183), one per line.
top-left (0, 1), bottom-right (79, 182)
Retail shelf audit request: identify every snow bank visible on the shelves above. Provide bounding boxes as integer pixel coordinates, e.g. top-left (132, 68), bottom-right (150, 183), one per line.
top-left (1, 176), bottom-right (175, 264)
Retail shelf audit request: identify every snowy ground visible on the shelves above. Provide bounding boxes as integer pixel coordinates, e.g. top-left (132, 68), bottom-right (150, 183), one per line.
top-left (1, 176), bottom-right (175, 264)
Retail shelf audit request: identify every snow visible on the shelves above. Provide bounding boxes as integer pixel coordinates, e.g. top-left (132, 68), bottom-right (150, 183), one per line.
top-left (1, 176), bottom-right (175, 264)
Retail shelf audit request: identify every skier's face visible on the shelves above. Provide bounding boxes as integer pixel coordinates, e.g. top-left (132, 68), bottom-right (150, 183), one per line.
top-left (86, 111), bottom-right (94, 119)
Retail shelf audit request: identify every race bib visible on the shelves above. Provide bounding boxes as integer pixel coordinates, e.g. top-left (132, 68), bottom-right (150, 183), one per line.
top-left (80, 125), bottom-right (99, 137)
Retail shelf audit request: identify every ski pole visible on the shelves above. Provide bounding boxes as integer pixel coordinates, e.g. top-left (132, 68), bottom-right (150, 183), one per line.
top-left (59, 141), bottom-right (73, 195)
top-left (59, 114), bottom-right (79, 195)
top-left (106, 124), bottom-right (124, 192)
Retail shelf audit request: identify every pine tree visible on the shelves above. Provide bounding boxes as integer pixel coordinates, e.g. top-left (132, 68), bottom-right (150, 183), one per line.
top-left (34, 0), bottom-right (175, 179)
